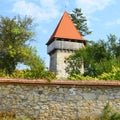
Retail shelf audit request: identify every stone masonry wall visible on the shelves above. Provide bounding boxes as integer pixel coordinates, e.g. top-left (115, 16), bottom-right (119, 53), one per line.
top-left (56, 50), bottom-right (72, 78)
top-left (0, 79), bottom-right (120, 120)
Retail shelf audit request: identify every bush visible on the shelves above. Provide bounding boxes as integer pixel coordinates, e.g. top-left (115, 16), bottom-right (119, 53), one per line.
top-left (68, 74), bottom-right (98, 81)
top-left (0, 70), bottom-right (8, 78)
top-left (110, 113), bottom-right (120, 120)
top-left (0, 69), bottom-right (56, 82)
top-left (98, 66), bottom-right (120, 80)
top-left (101, 102), bottom-right (120, 120)
top-left (67, 66), bottom-right (120, 81)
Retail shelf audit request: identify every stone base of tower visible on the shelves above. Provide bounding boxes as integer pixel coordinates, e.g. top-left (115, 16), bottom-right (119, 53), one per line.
top-left (57, 50), bottom-right (72, 79)
top-left (49, 49), bottom-right (84, 79)
top-left (49, 50), bottom-right (72, 79)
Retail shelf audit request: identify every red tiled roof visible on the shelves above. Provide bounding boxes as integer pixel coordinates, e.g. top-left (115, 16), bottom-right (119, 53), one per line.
top-left (46, 11), bottom-right (83, 45)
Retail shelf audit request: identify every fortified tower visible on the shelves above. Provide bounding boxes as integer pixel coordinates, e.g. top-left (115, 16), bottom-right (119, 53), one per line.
top-left (46, 11), bottom-right (85, 78)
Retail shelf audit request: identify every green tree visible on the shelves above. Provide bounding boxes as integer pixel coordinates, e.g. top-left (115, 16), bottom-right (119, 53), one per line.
top-left (0, 16), bottom-right (56, 80)
top-left (66, 34), bottom-right (120, 78)
top-left (70, 8), bottom-right (92, 36)
top-left (0, 16), bottom-right (34, 74)
top-left (23, 47), bottom-right (46, 78)
top-left (107, 34), bottom-right (120, 57)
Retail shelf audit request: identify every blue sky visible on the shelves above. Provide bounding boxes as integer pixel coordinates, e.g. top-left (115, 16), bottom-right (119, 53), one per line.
top-left (0, 0), bottom-right (120, 67)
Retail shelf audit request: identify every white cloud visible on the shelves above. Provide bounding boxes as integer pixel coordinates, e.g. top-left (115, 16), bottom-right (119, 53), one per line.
top-left (106, 18), bottom-right (120, 26)
top-left (12, 0), bottom-right (61, 22)
top-left (76, 0), bottom-right (114, 14)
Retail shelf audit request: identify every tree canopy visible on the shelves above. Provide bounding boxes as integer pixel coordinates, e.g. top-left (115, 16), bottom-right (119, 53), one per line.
top-left (0, 16), bottom-right (36, 74)
top-left (70, 8), bottom-right (92, 36)
top-left (66, 34), bottom-right (120, 79)
top-left (0, 15), bottom-right (56, 81)
top-left (68, 8), bottom-right (120, 80)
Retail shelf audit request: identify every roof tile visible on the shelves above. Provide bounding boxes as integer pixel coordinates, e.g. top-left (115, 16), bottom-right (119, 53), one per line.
top-left (46, 11), bottom-right (83, 45)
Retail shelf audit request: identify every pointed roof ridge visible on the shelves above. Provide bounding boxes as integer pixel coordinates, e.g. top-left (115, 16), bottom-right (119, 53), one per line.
top-left (46, 11), bottom-right (83, 45)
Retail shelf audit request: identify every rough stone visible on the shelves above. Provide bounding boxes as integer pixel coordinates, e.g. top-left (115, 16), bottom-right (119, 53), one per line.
top-left (83, 93), bottom-right (96, 100)
top-left (0, 83), bottom-right (119, 120)
top-left (98, 95), bottom-right (108, 101)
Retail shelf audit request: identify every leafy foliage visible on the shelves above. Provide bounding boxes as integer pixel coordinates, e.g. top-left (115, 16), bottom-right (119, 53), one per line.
top-left (68, 74), bottom-right (98, 81)
top-left (107, 34), bottom-right (120, 57)
top-left (98, 66), bottom-right (120, 80)
top-left (65, 54), bottom-right (83, 75)
top-left (0, 69), bottom-right (56, 82)
top-left (110, 113), bottom-right (120, 120)
top-left (0, 16), bottom-right (34, 74)
top-left (101, 102), bottom-right (120, 120)
top-left (101, 103), bottom-right (112, 120)
top-left (66, 34), bottom-right (120, 80)
top-left (0, 15), bottom-right (56, 81)
top-left (70, 8), bottom-right (92, 36)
